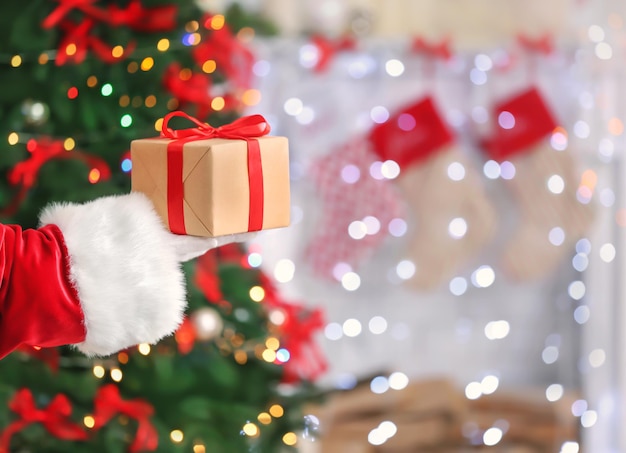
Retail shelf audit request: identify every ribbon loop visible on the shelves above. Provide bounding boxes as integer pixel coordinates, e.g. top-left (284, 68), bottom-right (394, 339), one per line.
top-left (160, 111), bottom-right (270, 141)
top-left (0, 389), bottom-right (87, 452)
top-left (93, 385), bottom-right (158, 453)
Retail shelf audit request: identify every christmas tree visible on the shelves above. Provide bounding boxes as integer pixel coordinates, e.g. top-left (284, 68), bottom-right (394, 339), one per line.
top-left (0, 1), bottom-right (324, 451)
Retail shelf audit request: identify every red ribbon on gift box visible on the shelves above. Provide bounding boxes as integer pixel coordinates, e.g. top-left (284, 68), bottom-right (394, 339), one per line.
top-left (160, 111), bottom-right (271, 235)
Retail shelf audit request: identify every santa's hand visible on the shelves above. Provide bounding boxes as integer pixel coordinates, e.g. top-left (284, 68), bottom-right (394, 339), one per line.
top-left (38, 192), bottom-right (257, 357)
top-left (169, 232), bottom-right (256, 262)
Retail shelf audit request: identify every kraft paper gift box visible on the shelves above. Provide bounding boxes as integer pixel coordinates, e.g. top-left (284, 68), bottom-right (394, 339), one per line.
top-left (130, 112), bottom-right (290, 237)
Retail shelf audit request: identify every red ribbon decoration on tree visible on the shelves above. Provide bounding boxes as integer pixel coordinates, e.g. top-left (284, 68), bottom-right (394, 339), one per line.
top-left (42, 0), bottom-right (104, 29)
top-left (107, 0), bottom-right (177, 32)
top-left (163, 63), bottom-right (213, 121)
top-left (56, 17), bottom-right (137, 65)
top-left (93, 385), bottom-right (158, 453)
top-left (159, 111), bottom-right (270, 235)
top-left (517, 33), bottom-right (554, 55)
top-left (43, 0), bottom-right (177, 65)
top-left (0, 389), bottom-right (87, 452)
top-left (411, 36), bottom-right (453, 60)
top-left (310, 34), bottom-right (356, 73)
top-left (261, 274), bottom-right (327, 383)
top-left (193, 16), bottom-right (256, 92)
top-left (1, 137), bottom-right (111, 217)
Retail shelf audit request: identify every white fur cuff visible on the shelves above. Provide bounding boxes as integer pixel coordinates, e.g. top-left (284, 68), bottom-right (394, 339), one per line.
top-left (39, 193), bottom-right (187, 356)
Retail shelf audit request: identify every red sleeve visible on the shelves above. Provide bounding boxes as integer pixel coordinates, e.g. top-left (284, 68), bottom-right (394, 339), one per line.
top-left (0, 223), bottom-right (86, 359)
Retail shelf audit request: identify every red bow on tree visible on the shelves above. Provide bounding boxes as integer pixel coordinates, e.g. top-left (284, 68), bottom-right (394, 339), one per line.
top-left (310, 34), bottom-right (357, 73)
top-left (43, 0), bottom-right (177, 65)
top-left (517, 33), bottom-right (554, 55)
top-left (411, 36), bottom-right (453, 60)
top-left (261, 274), bottom-right (327, 383)
top-left (93, 385), bottom-right (158, 453)
top-left (1, 137), bottom-right (111, 217)
top-left (56, 17), bottom-right (136, 65)
top-left (193, 16), bottom-right (256, 92)
top-left (0, 389), bottom-right (87, 452)
top-left (107, 0), bottom-right (177, 31)
top-left (163, 63), bottom-right (214, 121)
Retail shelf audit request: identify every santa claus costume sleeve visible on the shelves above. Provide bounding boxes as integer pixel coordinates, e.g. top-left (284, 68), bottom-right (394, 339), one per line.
top-left (0, 192), bottom-right (191, 359)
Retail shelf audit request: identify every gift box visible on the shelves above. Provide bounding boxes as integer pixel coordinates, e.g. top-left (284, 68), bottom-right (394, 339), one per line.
top-left (130, 112), bottom-right (290, 237)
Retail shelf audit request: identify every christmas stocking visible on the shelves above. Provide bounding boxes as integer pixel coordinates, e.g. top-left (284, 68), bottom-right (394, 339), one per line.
top-left (483, 87), bottom-right (595, 281)
top-left (369, 97), bottom-right (497, 291)
top-left (305, 135), bottom-right (403, 279)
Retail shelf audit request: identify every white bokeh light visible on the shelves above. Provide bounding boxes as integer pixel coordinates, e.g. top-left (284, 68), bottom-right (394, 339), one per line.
top-left (388, 218), bottom-right (407, 237)
top-left (449, 277), bottom-right (468, 296)
top-left (498, 111), bottom-right (515, 129)
top-left (600, 243), bottom-right (616, 262)
top-left (484, 320), bottom-right (510, 340)
top-left (396, 260), bottom-right (416, 280)
top-left (470, 68), bottom-right (487, 85)
top-left (381, 160), bottom-right (400, 179)
top-left (343, 318), bottom-right (362, 337)
top-left (370, 376), bottom-right (389, 394)
top-left (342, 272), bottom-right (361, 291)
top-left (274, 259), bottom-right (295, 283)
top-left (481, 375), bottom-right (499, 395)
top-left (542, 346), bottom-right (559, 364)
top-left (568, 280), bottom-right (586, 300)
top-left (448, 162), bottom-right (466, 181)
top-left (448, 217), bottom-right (468, 239)
top-left (483, 160), bottom-right (501, 179)
top-left (574, 305), bottom-right (590, 325)
top-left (348, 220), bottom-right (367, 240)
top-left (341, 164), bottom-right (360, 183)
top-left (595, 42), bottom-right (613, 60)
top-left (547, 174), bottom-right (565, 194)
top-left (389, 372), bottom-right (409, 390)
top-left (371, 106), bottom-right (390, 124)
top-left (465, 381), bottom-right (482, 400)
top-left (472, 265), bottom-right (495, 288)
top-left (560, 441), bottom-right (579, 453)
top-left (549, 227), bottom-right (565, 246)
top-left (385, 59), bottom-right (405, 77)
top-left (369, 316), bottom-right (388, 335)
top-left (299, 43), bottom-right (319, 68)
top-left (363, 216), bottom-right (381, 235)
top-left (546, 384), bottom-right (564, 402)
top-left (324, 322), bottom-right (343, 341)
top-left (483, 427), bottom-right (503, 446)
top-left (283, 97), bottom-right (303, 116)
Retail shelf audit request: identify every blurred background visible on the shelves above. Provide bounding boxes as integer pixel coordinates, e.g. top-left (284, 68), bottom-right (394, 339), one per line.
top-left (241, 0), bottom-right (624, 452)
top-left (0, 0), bottom-right (623, 452)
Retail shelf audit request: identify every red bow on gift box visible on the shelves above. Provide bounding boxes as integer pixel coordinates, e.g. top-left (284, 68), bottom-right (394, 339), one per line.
top-left (159, 111), bottom-right (270, 235)
top-left (93, 385), bottom-right (158, 453)
top-left (0, 389), bottom-right (87, 453)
